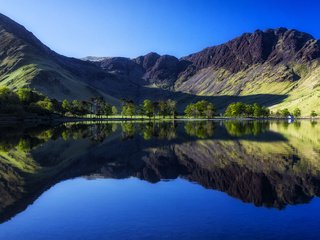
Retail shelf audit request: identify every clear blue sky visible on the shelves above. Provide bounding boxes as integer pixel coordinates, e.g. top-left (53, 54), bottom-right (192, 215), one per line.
top-left (1, 0), bottom-right (320, 58)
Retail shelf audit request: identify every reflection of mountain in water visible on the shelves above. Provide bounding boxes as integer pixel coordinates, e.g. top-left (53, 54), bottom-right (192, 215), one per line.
top-left (0, 120), bottom-right (320, 223)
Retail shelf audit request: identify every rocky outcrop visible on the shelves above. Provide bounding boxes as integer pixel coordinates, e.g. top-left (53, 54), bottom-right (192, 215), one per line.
top-left (183, 28), bottom-right (320, 74)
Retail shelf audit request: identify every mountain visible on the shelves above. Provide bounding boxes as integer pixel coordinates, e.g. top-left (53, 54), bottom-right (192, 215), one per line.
top-left (1, 13), bottom-right (320, 114)
top-left (176, 28), bottom-right (320, 114)
top-left (91, 28), bottom-right (320, 114)
top-left (0, 13), bottom-right (122, 105)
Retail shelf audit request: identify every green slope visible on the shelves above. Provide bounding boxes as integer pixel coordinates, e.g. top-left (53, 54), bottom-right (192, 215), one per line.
top-left (0, 13), bottom-right (121, 106)
top-left (175, 62), bottom-right (320, 115)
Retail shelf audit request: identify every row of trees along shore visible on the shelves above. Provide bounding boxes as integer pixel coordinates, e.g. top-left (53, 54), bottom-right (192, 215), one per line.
top-left (0, 87), bottom-right (117, 117)
top-left (0, 87), bottom-right (318, 118)
top-left (121, 99), bottom-right (177, 119)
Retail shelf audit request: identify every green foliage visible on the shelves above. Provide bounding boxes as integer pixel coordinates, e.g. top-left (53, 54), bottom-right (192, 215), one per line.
top-left (224, 102), bottom-right (270, 117)
top-left (158, 101), bottom-right (168, 118)
top-left (293, 108), bottom-right (301, 117)
top-left (122, 101), bottom-right (136, 118)
top-left (184, 100), bottom-right (215, 118)
top-left (184, 121), bottom-right (215, 138)
top-left (17, 138), bottom-right (32, 152)
top-left (142, 99), bottom-right (154, 118)
top-left (277, 108), bottom-right (291, 117)
top-left (36, 98), bottom-right (54, 112)
top-left (156, 99), bottom-right (177, 118)
top-left (121, 122), bottom-right (135, 138)
top-left (62, 100), bottom-right (71, 112)
top-left (224, 121), bottom-right (269, 136)
top-left (0, 87), bottom-right (119, 117)
top-left (166, 99), bottom-right (177, 118)
top-left (311, 110), bottom-right (318, 117)
top-left (69, 100), bottom-right (88, 115)
top-left (112, 106), bottom-right (118, 115)
top-left (184, 104), bottom-right (199, 117)
top-left (17, 88), bottom-right (42, 104)
top-left (0, 87), bottom-right (19, 104)
top-left (101, 102), bottom-right (112, 117)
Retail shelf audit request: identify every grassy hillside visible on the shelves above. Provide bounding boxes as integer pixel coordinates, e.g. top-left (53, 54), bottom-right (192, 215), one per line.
top-left (175, 62), bottom-right (320, 115)
top-left (0, 14), bottom-right (121, 106)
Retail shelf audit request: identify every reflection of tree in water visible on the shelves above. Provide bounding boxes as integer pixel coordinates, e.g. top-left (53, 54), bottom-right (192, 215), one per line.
top-left (139, 122), bottom-right (177, 140)
top-left (279, 121), bottom-right (289, 129)
top-left (60, 124), bottom-right (116, 142)
top-left (121, 122), bottom-right (135, 139)
top-left (120, 122), bottom-right (178, 141)
top-left (0, 126), bottom-right (45, 153)
top-left (184, 121), bottom-right (215, 138)
top-left (90, 124), bottom-right (115, 142)
top-left (311, 121), bottom-right (318, 128)
top-left (293, 121), bottom-right (301, 130)
top-left (224, 121), bottom-right (270, 137)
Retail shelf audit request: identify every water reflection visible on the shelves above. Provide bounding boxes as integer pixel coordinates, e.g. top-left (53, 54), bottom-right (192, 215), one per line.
top-left (0, 120), bottom-right (320, 223)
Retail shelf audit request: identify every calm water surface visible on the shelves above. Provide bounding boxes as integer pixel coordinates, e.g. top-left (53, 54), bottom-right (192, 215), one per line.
top-left (0, 120), bottom-right (319, 239)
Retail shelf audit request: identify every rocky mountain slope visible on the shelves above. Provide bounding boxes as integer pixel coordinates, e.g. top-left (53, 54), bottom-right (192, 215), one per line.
top-left (91, 28), bottom-right (320, 114)
top-left (1, 13), bottom-right (320, 114)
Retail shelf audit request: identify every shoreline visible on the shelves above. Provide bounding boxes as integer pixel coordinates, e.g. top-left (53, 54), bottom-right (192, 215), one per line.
top-left (0, 115), bottom-right (318, 124)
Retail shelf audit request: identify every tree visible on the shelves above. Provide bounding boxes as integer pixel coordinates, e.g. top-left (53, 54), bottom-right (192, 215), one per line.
top-left (280, 108), bottom-right (291, 117)
top-left (112, 106), bottom-right (118, 115)
top-left (224, 102), bottom-right (245, 117)
top-left (0, 87), bottom-right (19, 104)
top-left (102, 103), bottom-right (112, 117)
top-left (244, 104), bottom-right (254, 116)
top-left (95, 97), bottom-right (106, 117)
top-left (194, 100), bottom-right (207, 116)
top-left (311, 110), bottom-right (318, 118)
top-left (205, 102), bottom-right (215, 118)
top-left (62, 100), bottom-right (71, 112)
top-left (225, 102), bottom-right (269, 117)
top-left (122, 101), bottom-right (135, 118)
top-left (17, 88), bottom-right (35, 103)
top-left (184, 103), bottom-right (197, 117)
top-left (158, 101), bottom-right (168, 118)
top-left (184, 100), bottom-right (215, 118)
top-left (152, 101), bottom-right (159, 119)
top-left (261, 106), bottom-right (270, 117)
top-left (36, 98), bottom-right (54, 112)
top-left (143, 99), bottom-right (154, 119)
top-left (71, 100), bottom-right (81, 115)
top-left (166, 99), bottom-right (177, 118)
top-left (252, 103), bottom-right (263, 117)
top-left (293, 108), bottom-right (301, 118)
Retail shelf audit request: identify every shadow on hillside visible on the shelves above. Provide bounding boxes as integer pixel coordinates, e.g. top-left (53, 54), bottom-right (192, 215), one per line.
top-left (116, 85), bottom-right (289, 113)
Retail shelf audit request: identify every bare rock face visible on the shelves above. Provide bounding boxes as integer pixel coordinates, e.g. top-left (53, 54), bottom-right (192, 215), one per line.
top-left (96, 53), bottom-right (191, 88)
top-left (134, 52), bottom-right (160, 69)
top-left (183, 28), bottom-right (320, 74)
top-left (141, 55), bottom-right (185, 87)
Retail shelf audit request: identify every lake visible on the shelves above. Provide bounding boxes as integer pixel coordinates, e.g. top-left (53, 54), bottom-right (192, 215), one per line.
top-left (0, 120), bottom-right (320, 240)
